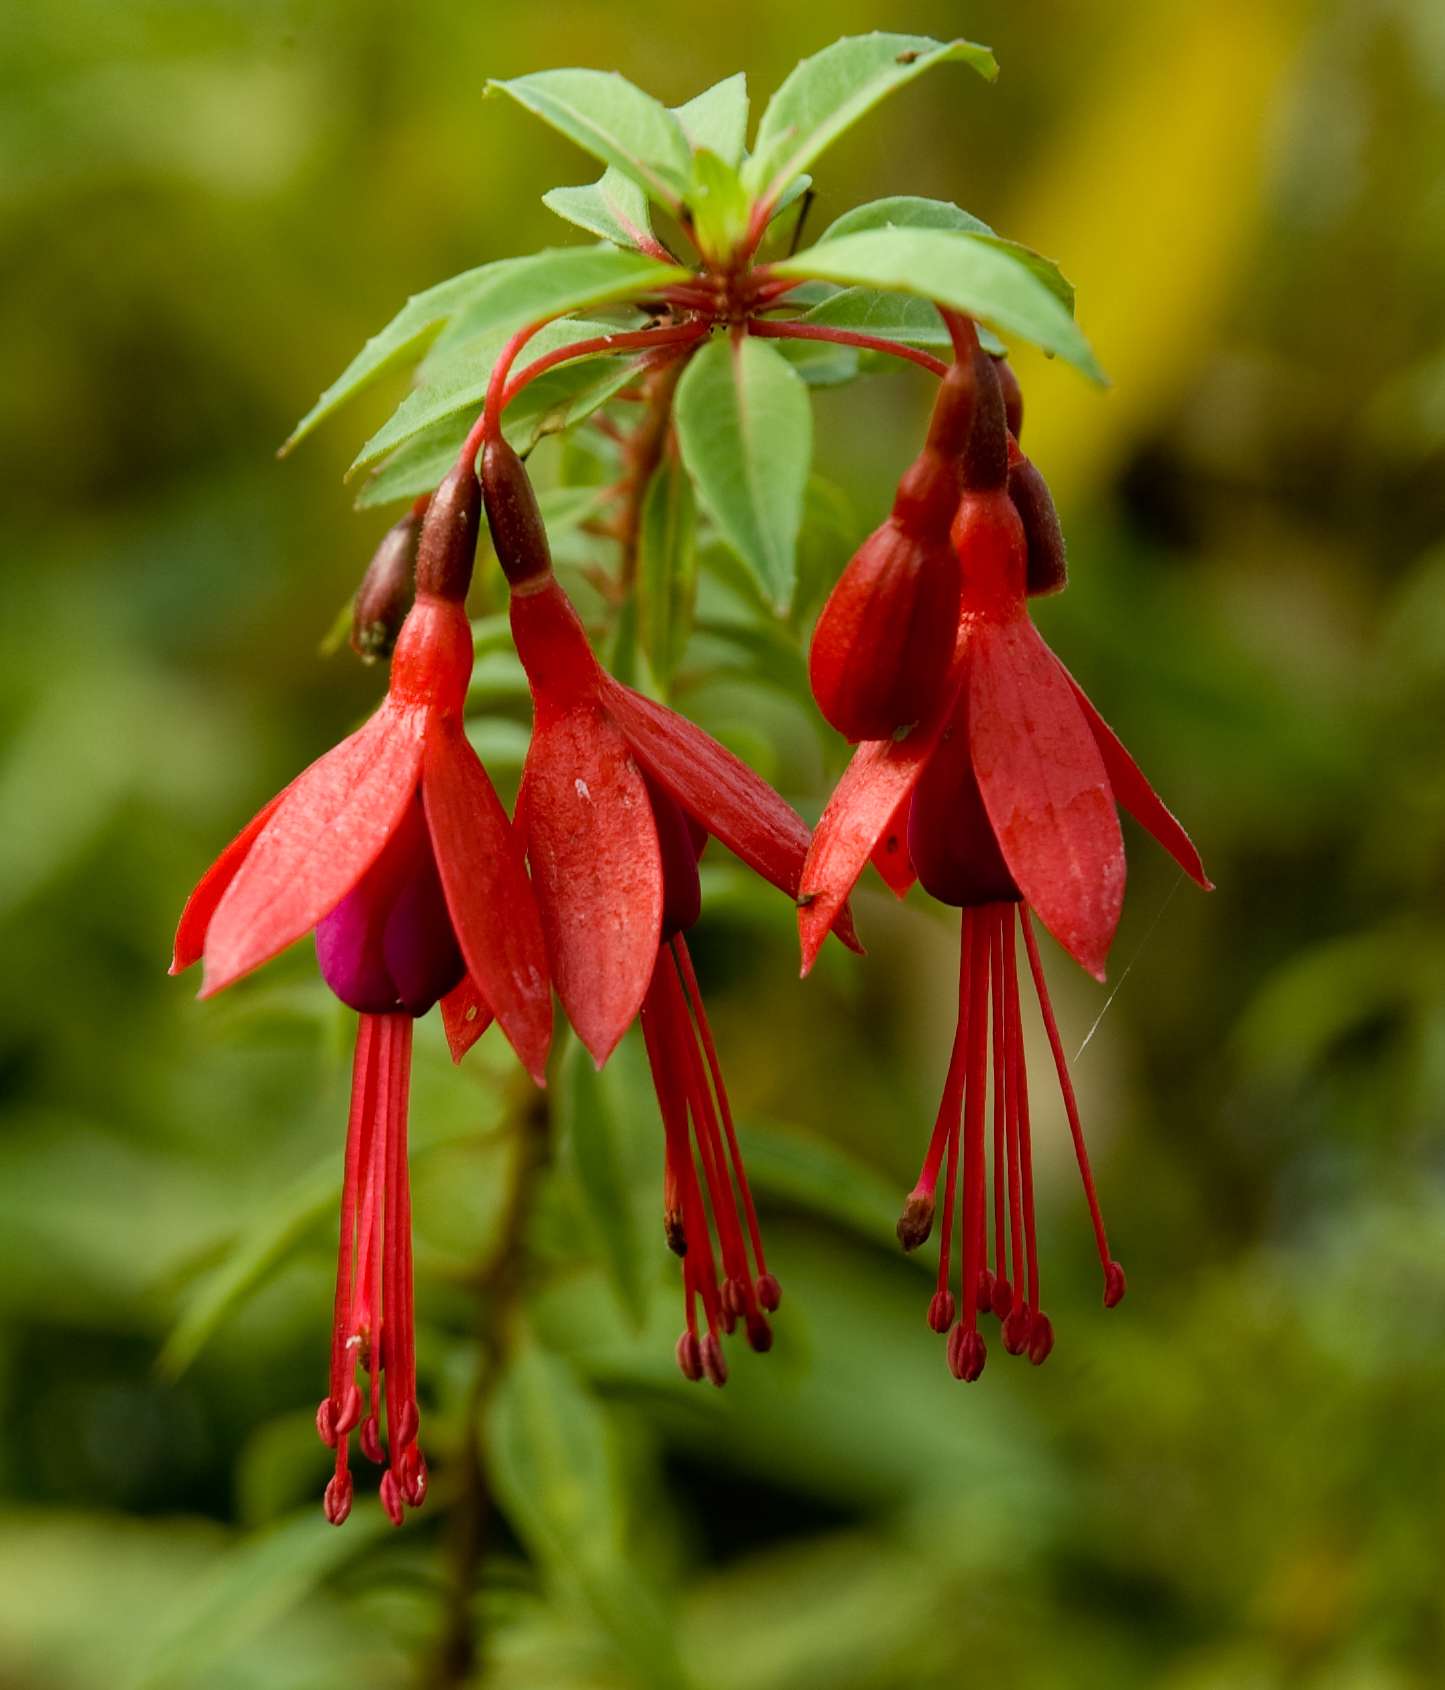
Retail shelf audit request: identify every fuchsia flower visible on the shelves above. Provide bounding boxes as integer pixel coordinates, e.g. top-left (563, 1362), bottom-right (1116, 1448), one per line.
top-left (800, 342), bottom-right (1211, 1377)
top-left (484, 436), bottom-right (854, 1380)
top-left (172, 468), bottom-right (551, 1521)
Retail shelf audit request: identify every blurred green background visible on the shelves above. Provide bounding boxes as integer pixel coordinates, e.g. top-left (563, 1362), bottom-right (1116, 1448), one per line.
top-left (3, 1), bottom-right (1444, 1686)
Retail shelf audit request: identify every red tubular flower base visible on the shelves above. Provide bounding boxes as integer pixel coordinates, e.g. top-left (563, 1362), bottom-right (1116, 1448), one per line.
top-left (316, 1012), bottom-right (426, 1526)
top-left (640, 937), bottom-right (779, 1386)
top-left (898, 904), bottom-right (1125, 1379)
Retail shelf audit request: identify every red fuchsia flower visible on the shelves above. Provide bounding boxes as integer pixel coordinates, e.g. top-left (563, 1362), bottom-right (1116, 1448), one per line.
top-left (483, 434), bottom-right (856, 1382)
top-left (171, 466), bottom-right (552, 1522)
top-left (799, 340), bottom-right (1211, 1379)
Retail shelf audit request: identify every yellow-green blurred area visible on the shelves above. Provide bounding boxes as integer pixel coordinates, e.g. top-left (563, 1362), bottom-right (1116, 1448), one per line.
top-left (3, 1), bottom-right (1444, 1686)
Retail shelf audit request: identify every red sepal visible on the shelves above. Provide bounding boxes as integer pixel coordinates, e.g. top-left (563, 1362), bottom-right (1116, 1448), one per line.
top-left (869, 793), bottom-right (917, 898)
top-left (1059, 665), bottom-right (1213, 891)
top-left (201, 704), bottom-right (427, 998)
top-left (523, 701), bottom-right (662, 1066)
top-left (171, 788), bottom-right (287, 974)
top-left (422, 722), bottom-right (552, 1085)
top-left (968, 617), bottom-right (1124, 980)
top-left (441, 975), bottom-right (494, 1063)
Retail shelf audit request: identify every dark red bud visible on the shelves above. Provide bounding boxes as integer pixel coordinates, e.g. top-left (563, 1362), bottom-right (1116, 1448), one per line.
top-left (675, 1331), bottom-right (704, 1382)
top-left (990, 1275), bottom-right (1014, 1320)
top-left (960, 343), bottom-right (1009, 492)
top-left (1009, 453), bottom-right (1068, 597)
top-left (414, 462), bottom-right (482, 601)
top-left (1104, 1260), bottom-right (1127, 1308)
top-left (810, 521), bottom-right (959, 741)
top-left (700, 1333), bottom-right (728, 1388)
top-left (323, 1471), bottom-right (353, 1526)
top-left (755, 1272), bottom-right (782, 1312)
top-left (351, 510), bottom-right (420, 660)
top-left (1027, 1312), bottom-right (1056, 1366)
top-left (896, 1192), bottom-right (936, 1252)
top-left (379, 1468), bottom-right (405, 1526)
top-left (481, 436), bottom-right (552, 588)
top-left (927, 1289), bottom-right (956, 1333)
top-left (992, 354), bottom-right (1024, 442)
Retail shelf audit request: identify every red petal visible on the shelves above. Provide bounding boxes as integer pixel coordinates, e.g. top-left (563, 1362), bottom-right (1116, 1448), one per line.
top-left (171, 788), bottom-right (288, 973)
top-left (423, 723), bottom-right (553, 1085)
top-left (968, 617), bottom-right (1124, 979)
top-left (201, 705), bottom-right (426, 997)
top-left (440, 975), bottom-right (494, 1063)
top-left (869, 793), bottom-right (917, 898)
top-left (524, 701), bottom-right (662, 1066)
top-left (1059, 665), bottom-right (1213, 891)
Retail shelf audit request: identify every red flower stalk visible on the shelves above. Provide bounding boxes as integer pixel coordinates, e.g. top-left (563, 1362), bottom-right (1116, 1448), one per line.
top-left (800, 355), bottom-right (1210, 1375)
top-left (172, 466), bottom-right (551, 1520)
top-left (484, 435), bottom-right (851, 1378)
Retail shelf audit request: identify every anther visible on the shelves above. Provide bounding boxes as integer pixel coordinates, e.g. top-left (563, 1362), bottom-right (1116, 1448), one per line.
top-left (990, 1275), bottom-right (1014, 1320)
top-left (315, 1398), bottom-right (337, 1448)
top-left (360, 1415), bottom-right (384, 1466)
top-left (1002, 1305), bottom-right (1032, 1355)
top-left (977, 1268), bottom-right (996, 1312)
top-left (664, 1209), bottom-right (687, 1256)
top-left (1104, 1260), bottom-right (1127, 1308)
top-left (379, 1468), bottom-right (405, 1527)
top-left (746, 1312), bottom-right (773, 1352)
top-left (927, 1289), bottom-right (956, 1333)
top-left (394, 1398), bottom-right (419, 1450)
top-left (323, 1471), bottom-right (353, 1527)
top-left (947, 1325), bottom-right (987, 1382)
top-left (675, 1331), bottom-right (704, 1382)
top-left (755, 1272), bottom-right (782, 1312)
top-left (401, 1447), bottom-right (428, 1509)
top-left (896, 1193), bottom-right (935, 1252)
top-left (1027, 1313), bottom-right (1055, 1366)
top-left (700, 1333), bottom-right (729, 1388)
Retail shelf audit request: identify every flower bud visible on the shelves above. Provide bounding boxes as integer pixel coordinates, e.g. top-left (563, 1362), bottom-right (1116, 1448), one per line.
top-left (481, 436), bottom-right (552, 588)
top-left (351, 509), bottom-right (420, 661)
top-left (1009, 452), bottom-right (1068, 597)
top-left (413, 461), bottom-right (481, 601)
top-left (960, 343), bottom-right (1009, 493)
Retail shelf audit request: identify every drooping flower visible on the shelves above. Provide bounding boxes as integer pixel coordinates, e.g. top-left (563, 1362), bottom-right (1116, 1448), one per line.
top-left (800, 346), bottom-right (1210, 1376)
top-left (172, 466), bottom-right (551, 1520)
top-left (483, 434), bottom-right (850, 1379)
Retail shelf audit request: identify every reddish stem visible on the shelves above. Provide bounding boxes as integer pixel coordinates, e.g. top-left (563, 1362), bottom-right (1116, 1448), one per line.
top-left (745, 317), bottom-right (948, 377)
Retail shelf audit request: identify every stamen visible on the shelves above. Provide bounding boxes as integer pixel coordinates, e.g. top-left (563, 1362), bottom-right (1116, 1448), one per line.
top-left (931, 912), bottom-right (971, 1320)
top-left (988, 910), bottom-right (1013, 1319)
top-left (1002, 916), bottom-right (1031, 1356)
top-left (1020, 908), bottom-right (1122, 1297)
top-left (957, 907), bottom-right (990, 1381)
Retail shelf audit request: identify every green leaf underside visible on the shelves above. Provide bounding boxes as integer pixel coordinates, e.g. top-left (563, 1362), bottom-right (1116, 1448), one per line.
top-left (802, 289), bottom-right (1006, 358)
top-left (561, 1040), bottom-right (650, 1329)
top-left (489, 69), bottom-right (694, 209)
top-left (673, 334), bottom-right (812, 610)
top-left (542, 167), bottom-right (653, 249)
top-left (352, 313), bottom-right (643, 476)
top-left (743, 33), bottom-right (997, 200)
top-left (674, 72), bottom-right (749, 166)
top-left (774, 229), bottom-right (1103, 382)
top-left (637, 454), bottom-right (698, 687)
top-left (289, 246), bottom-right (682, 453)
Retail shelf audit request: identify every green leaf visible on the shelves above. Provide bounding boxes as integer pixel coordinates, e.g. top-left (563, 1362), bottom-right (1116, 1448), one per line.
top-left (488, 69), bottom-right (693, 210)
top-left (281, 260), bottom-right (511, 452)
top-left (773, 228), bottom-right (1104, 382)
top-left (637, 452), bottom-right (698, 690)
top-left (673, 72), bottom-right (748, 166)
top-left (673, 334), bottom-right (812, 610)
top-left (686, 148), bottom-right (751, 263)
top-left (743, 33), bottom-right (996, 200)
top-left (351, 312), bottom-right (654, 476)
top-left (488, 1342), bottom-right (690, 1689)
top-left (560, 1039), bottom-right (650, 1329)
top-left (737, 1117), bottom-right (905, 1249)
top-left (543, 166), bottom-right (654, 249)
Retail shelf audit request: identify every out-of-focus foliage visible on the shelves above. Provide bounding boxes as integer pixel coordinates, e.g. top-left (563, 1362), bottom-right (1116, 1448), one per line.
top-left (2, 2), bottom-right (1443, 1687)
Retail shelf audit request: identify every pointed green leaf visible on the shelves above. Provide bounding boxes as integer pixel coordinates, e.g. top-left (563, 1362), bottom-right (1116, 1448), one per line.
top-left (773, 228), bottom-right (1104, 382)
top-left (673, 334), bottom-right (811, 610)
top-left (674, 72), bottom-right (748, 166)
top-left (801, 287), bottom-right (1007, 358)
top-left (686, 148), bottom-right (751, 263)
top-left (560, 1039), bottom-right (650, 1329)
top-left (488, 69), bottom-right (694, 210)
top-left (543, 166), bottom-right (655, 249)
top-left (637, 453), bottom-right (698, 690)
top-left (282, 260), bottom-right (512, 452)
top-left (743, 33), bottom-right (996, 200)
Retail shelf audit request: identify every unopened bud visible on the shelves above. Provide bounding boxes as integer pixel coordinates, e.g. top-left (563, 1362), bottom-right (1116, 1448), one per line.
top-left (1104, 1260), bottom-right (1127, 1308)
top-left (896, 1192), bottom-right (936, 1252)
top-left (414, 462), bottom-right (482, 601)
top-left (1027, 1312), bottom-right (1055, 1366)
top-left (323, 1471), bottom-right (353, 1526)
top-left (960, 343), bottom-right (1008, 492)
top-left (927, 1288), bottom-right (956, 1333)
top-left (481, 436), bottom-right (552, 588)
top-left (675, 1331), bottom-right (704, 1382)
top-left (351, 509), bottom-right (420, 660)
top-left (1009, 453), bottom-right (1068, 597)
top-left (992, 354), bottom-right (1024, 442)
